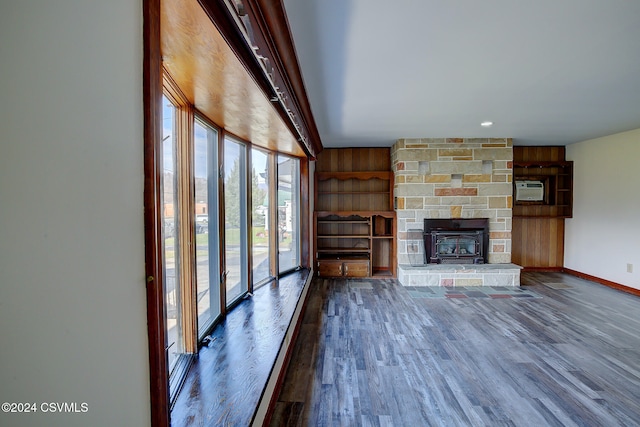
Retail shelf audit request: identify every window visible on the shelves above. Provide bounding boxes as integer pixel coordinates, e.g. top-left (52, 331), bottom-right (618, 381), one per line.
top-left (147, 4), bottom-right (316, 421)
top-left (157, 71), bottom-right (306, 411)
top-left (224, 136), bottom-right (249, 305)
top-left (251, 148), bottom-right (272, 287)
top-left (278, 155), bottom-right (300, 273)
top-left (161, 95), bottom-right (184, 373)
top-left (194, 119), bottom-right (221, 338)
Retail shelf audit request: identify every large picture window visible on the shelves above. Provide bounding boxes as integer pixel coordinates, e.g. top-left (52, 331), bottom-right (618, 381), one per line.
top-left (223, 137), bottom-right (249, 305)
top-left (161, 95), bottom-right (184, 373)
top-left (146, 3), bottom-right (317, 422)
top-left (157, 72), bottom-right (306, 410)
top-left (194, 119), bottom-right (221, 338)
top-left (278, 155), bottom-right (301, 273)
top-left (251, 148), bottom-right (272, 287)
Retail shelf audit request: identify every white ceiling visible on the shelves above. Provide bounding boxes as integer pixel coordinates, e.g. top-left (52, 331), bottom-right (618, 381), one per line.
top-left (282, 0), bottom-right (640, 148)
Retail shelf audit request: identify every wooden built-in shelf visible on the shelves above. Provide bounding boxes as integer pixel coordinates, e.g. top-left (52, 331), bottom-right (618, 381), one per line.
top-left (317, 247), bottom-right (371, 253)
top-left (317, 219), bottom-right (369, 224)
top-left (513, 161), bottom-right (572, 168)
top-left (314, 148), bottom-right (396, 278)
top-left (512, 146), bottom-right (572, 270)
top-left (372, 268), bottom-right (393, 277)
top-left (315, 171), bottom-right (392, 181)
top-left (315, 211), bottom-right (393, 217)
top-left (317, 234), bottom-right (370, 238)
top-left (317, 191), bottom-right (390, 195)
top-left (513, 159), bottom-right (573, 218)
top-left (316, 254), bottom-right (369, 260)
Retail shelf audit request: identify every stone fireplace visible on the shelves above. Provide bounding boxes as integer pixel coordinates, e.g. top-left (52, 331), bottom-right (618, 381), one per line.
top-left (392, 138), bottom-right (521, 286)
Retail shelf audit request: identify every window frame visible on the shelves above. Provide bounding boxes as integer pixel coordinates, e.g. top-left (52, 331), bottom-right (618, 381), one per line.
top-left (162, 73), bottom-right (197, 405)
top-left (250, 146), bottom-right (276, 289)
top-left (277, 154), bottom-right (302, 275)
top-left (193, 114), bottom-right (223, 339)
top-left (221, 134), bottom-right (251, 307)
top-left (145, 61), bottom-right (311, 427)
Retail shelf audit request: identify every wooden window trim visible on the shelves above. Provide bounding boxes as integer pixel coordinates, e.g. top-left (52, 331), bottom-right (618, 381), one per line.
top-left (163, 72), bottom-right (198, 356)
top-left (197, 0), bottom-right (322, 158)
top-left (145, 2), bottom-right (315, 423)
top-left (247, 145), bottom-right (254, 292)
top-left (268, 152), bottom-right (279, 278)
top-left (143, 0), bottom-right (170, 424)
top-left (300, 158), bottom-right (310, 268)
top-left (276, 153), bottom-right (303, 274)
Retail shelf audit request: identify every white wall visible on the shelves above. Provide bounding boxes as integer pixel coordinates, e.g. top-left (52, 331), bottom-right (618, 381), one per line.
top-left (0, 2), bottom-right (150, 426)
top-left (565, 128), bottom-right (640, 289)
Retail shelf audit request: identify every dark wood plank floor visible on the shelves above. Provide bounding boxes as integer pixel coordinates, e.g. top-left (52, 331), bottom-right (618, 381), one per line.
top-left (270, 272), bottom-right (640, 426)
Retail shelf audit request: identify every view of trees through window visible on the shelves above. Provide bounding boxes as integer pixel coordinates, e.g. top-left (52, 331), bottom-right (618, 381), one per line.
top-left (278, 155), bottom-right (300, 273)
top-left (252, 148), bottom-right (271, 286)
top-left (194, 119), bottom-right (220, 338)
top-left (224, 137), bottom-right (248, 305)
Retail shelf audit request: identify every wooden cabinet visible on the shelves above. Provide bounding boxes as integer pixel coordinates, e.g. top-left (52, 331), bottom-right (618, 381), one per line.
top-left (317, 259), bottom-right (344, 277)
top-left (513, 161), bottom-right (573, 218)
top-left (314, 212), bottom-right (394, 277)
top-left (512, 146), bottom-right (572, 270)
top-left (317, 257), bottom-right (370, 278)
top-left (314, 148), bottom-right (396, 278)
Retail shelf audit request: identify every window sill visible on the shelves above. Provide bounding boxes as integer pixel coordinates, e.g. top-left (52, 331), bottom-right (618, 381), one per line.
top-left (170, 268), bottom-right (311, 426)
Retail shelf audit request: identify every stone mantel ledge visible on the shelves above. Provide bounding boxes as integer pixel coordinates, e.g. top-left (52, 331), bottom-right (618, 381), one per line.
top-left (398, 263), bottom-right (522, 287)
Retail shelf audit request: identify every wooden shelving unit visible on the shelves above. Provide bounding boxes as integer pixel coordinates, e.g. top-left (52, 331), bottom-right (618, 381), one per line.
top-left (511, 146), bottom-right (573, 270)
top-left (513, 161), bottom-right (573, 218)
top-left (315, 171), bottom-right (393, 212)
top-left (314, 148), bottom-right (396, 278)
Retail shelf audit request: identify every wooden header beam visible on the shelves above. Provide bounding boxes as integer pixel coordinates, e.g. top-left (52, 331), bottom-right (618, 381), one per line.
top-left (198, 0), bottom-right (323, 158)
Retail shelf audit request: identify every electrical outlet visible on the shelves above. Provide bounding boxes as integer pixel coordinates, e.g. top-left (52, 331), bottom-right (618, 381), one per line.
top-left (627, 263), bottom-right (633, 273)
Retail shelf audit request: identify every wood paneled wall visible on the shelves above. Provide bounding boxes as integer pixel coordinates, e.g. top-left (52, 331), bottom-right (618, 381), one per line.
top-left (512, 217), bottom-right (564, 269)
top-left (315, 148), bottom-right (393, 212)
top-left (513, 146), bottom-right (566, 163)
top-left (315, 147), bottom-right (391, 172)
top-left (512, 146), bottom-right (567, 270)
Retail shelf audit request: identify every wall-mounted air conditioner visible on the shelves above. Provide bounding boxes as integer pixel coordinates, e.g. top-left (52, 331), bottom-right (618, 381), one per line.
top-left (515, 180), bottom-right (544, 201)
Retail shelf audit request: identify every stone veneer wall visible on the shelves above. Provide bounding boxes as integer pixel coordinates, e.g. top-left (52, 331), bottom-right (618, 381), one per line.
top-left (392, 138), bottom-right (513, 266)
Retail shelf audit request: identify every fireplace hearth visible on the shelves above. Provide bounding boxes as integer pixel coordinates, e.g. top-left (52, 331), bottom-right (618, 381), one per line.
top-left (424, 219), bottom-right (489, 264)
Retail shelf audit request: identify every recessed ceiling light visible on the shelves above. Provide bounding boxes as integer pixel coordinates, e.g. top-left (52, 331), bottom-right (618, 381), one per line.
top-left (480, 121), bottom-right (494, 127)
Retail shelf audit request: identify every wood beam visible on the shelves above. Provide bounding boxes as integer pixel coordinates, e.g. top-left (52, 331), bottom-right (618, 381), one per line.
top-left (198, 0), bottom-right (322, 158)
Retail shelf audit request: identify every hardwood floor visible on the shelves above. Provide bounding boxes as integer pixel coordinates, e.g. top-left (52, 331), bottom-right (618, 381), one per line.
top-left (270, 273), bottom-right (640, 426)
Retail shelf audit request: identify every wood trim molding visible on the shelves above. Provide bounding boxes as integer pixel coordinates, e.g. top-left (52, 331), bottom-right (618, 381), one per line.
top-left (563, 268), bottom-right (640, 298)
top-left (179, 105), bottom-right (198, 354)
top-left (217, 130), bottom-right (227, 317)
top-left (197, 0), bottom-right (322, 158)
top-left (268, 152), bottom-right (279, 278)
top-left (520, 267), bottom-right (564, 272)
top-left (246, 146), bottom-right (254, 292)
top-left (164, 70), bottom-right (199, 355)
top-left (300, 158), bottom-right (310, 268)
top-left (243, 0), bottom-right (323, 156)
top-left (143, 0), bottom-right (170, 425)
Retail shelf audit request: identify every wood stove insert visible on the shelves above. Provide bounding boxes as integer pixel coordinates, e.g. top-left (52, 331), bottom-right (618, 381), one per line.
top-left (424, 218), bottom-right (489, 264)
